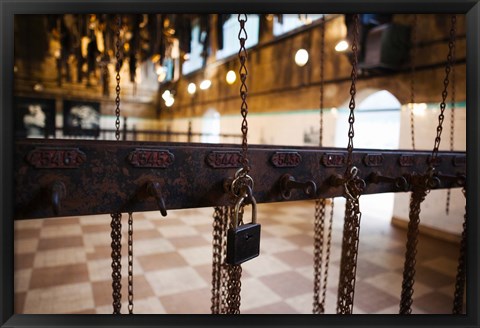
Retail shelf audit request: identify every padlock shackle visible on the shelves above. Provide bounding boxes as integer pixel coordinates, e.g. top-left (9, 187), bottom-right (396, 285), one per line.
top-left (233, 186), bottom-right (257, 228)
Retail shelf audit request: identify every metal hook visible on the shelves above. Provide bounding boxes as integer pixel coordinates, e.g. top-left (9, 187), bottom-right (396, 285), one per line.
top-left (343, 180), bottom-right (355, 200)
top-left (279, 174), bottom-right (317, 200)
top-left (368, 171), bottom-right (410, 192)
top-left (146, 181), bottom-right (167, 217)
top-left (51, 181), bottom-right (66, 216)
top-left (435, 172), bottom-right (466, 188)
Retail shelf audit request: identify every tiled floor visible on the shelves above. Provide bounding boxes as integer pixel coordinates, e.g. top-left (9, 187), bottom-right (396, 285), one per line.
top-left (14, 195), bottom-right (464, 314)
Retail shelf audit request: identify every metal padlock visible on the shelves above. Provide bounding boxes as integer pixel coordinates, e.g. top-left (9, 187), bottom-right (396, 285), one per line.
top-left (226, 194), bottom-right (261, 265)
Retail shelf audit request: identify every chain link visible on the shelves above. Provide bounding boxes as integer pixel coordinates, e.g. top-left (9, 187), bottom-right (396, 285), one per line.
top-left (446, 24), bottom-right (456, 215)
top-left (452, 187), bottom-right (466, 314)
top-left (409, 14), bottom-right (417, 151)
top-left (127, 212), bottom-right (134, 314)
top-left (322, 198), bottom-right (334, 309)
top-left (238, 14), bottom-right (250, 173)
top-left (115, 14), bottom-right (122, 141)
top-left (400, 15), bottom-right (457, 314)
top-left (337, 178), bottom-right (362, 314)
top-left (319, 16), bottom-right (325, 148)
top-left (400, 181), bottom-right (427, 314)
top-left (428, 15), bottom-right (456, 173)
top-left (312, 198), bottom-right (334, 314)
top-left (345, 14), bottom-right (359, 175)
top-left (226, 206), bottom-right (243, 314)
top-left (313, 17), bottom-right (333, 314)
top-left (110, 14), bottom-right (131, 315)
top-left (219, 207), bottom-right (230, 313)
top-left (337, 14), bottom-right (363, 314)
top-left (313, 198), bottom-right (326, 314)
top-left (211, 206), bottom-right (225, 314)
top-left (212, 205), bottom-right (243, 314)
top-left (110, 212), bottom-right (122, 314)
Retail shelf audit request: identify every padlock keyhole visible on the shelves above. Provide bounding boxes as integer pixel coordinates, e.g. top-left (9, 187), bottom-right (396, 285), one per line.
top-left (245, 234), bottom-right (251, 240)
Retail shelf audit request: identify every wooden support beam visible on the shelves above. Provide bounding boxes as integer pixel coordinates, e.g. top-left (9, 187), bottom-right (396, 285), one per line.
top-left (14, 139), bottom-right (466, 220)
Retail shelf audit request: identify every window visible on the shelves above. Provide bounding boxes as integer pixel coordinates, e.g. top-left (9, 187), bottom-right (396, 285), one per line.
top-left (273, 14), bottom-right (324, 36)
top-left (182, 18), bottom-right (204, 75)
top-left (216, 15), bottom-right (260, 60)
top-left (201, 109), bottom-right (220, 143)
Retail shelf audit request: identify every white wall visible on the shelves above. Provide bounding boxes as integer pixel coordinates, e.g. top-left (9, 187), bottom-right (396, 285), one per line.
top-left (161, 100), bottom-right (467, 237)
top-left (165, 108), bottom-right (338, 146)
top-left (393, 103), bottom-right (466, 236)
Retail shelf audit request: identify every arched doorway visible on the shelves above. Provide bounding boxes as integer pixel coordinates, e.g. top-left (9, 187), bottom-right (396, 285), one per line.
top-left (334, 89), bottom-right (402, 220)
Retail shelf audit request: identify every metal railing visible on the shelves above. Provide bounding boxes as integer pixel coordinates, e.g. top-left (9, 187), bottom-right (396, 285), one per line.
top-left (45, 122), bottom-right (242, 144)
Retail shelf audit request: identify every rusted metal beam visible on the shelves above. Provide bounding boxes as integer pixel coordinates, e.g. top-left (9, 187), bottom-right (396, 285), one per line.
top-left (14, 139), bottom-right (466, 220)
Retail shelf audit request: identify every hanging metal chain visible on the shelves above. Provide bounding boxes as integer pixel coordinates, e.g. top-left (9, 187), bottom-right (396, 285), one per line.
top-left (319, 16), bottom-right (325, 148)
top-left (127, 212), bottom-right (134, 314)
top-left (322, 198), bottom-right (334, 309)
top-left (211, 206), bottom-right (225, 314)
top-left (115, 14), bottom-right (122, 141)
top-left (313, 198), bottom-right (326, 314)
top-left (110, 212), bottom-right (122, 314)
top-left (211, 13), bottom-right (251, 315)
top-left (238, 14), bottom-right (250, 173)
top-left (212, 205), bottom-right (244, 314)
top-left (428, 14), bottom-right (456, 173)
top-left (446, 27), bottom-right (456, 215)
top-left (226, 206), bottom-right (243, 314)
top-left (336, 168), bottom-right (363, 314)
top-left (111, 14), bottom-right (134, 315)
top-left (452, 186), bottom-right (466, 314)
top-left (400, 14), bottom-right (457, 315)
top-left (219, 207), bottom-right (230, 314)
top-left (313, 16), bottom-right (333, 314)
top-left (409, 14), bottom-right (417, 150)
top-left (313, 197), bottom-right (334, 314)
top-left (400, 177), bottom-right (427, 314)
top-left (337, 14), bottom-right (364, 315)
top-left (345, 14), bottom-right (359, 175)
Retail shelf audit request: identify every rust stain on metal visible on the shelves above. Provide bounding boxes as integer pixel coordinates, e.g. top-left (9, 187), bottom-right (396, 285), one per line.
top-left (26, 148), bottom-right (86, 169)
top-left (427, 156), bottom-right (443, 166)
top-left (363, 153), bottom-right (384, 167)
top-left (128, 149), bottom-right (174, 168)
top-left (270, 152), bottom-right (302, 168)
top-left (399, 155), bottom-right (414, 167)
top-left (206, 151), bottom-right (241, 168)
top-left (453, 156), bottom-right (466, 167)
top-left (321, 153), bottom-right (345, 167)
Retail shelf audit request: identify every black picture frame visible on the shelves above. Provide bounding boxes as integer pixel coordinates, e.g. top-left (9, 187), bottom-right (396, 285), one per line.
top-left (62, 100), bottom-right (101, 137)
top-left (1, 1), bottom-right (479, 328)
top-left (13, 96), bottom-right (56, 139)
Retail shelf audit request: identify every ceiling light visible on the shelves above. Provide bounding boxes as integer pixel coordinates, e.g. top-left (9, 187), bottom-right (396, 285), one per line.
top-left (165, 97), bottom-right (174, 107)
top-left (226, 70), bottom-right (237, 85)
top-left (156, 66), bottom-right (167, 82)
top-left (162, 90), bottom-right (171, 101)
top-left (199, 79), bottom-right (212, 90)
top-left (294, 49), bottom-right (309, 67)
top-left (151, 54), bottom-right (161, 63)
top-left (335, 40), bottom-right (349, 52)
top-left (187, 82), bottom-right (197, 95)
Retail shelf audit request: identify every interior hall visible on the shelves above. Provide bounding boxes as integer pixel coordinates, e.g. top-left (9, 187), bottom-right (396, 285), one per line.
top-left (12, 13), bottom-right (467, 314)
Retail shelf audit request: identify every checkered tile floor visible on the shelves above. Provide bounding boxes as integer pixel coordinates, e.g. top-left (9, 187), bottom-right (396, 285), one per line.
top-left (14, 195), bottom-right (464, 314)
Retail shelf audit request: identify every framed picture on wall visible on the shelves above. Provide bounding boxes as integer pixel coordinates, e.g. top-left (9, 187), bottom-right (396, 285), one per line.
top-left (14, 96), bottom-right (56, 138)
top-left (63, 100), bottom-right (100, 137)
